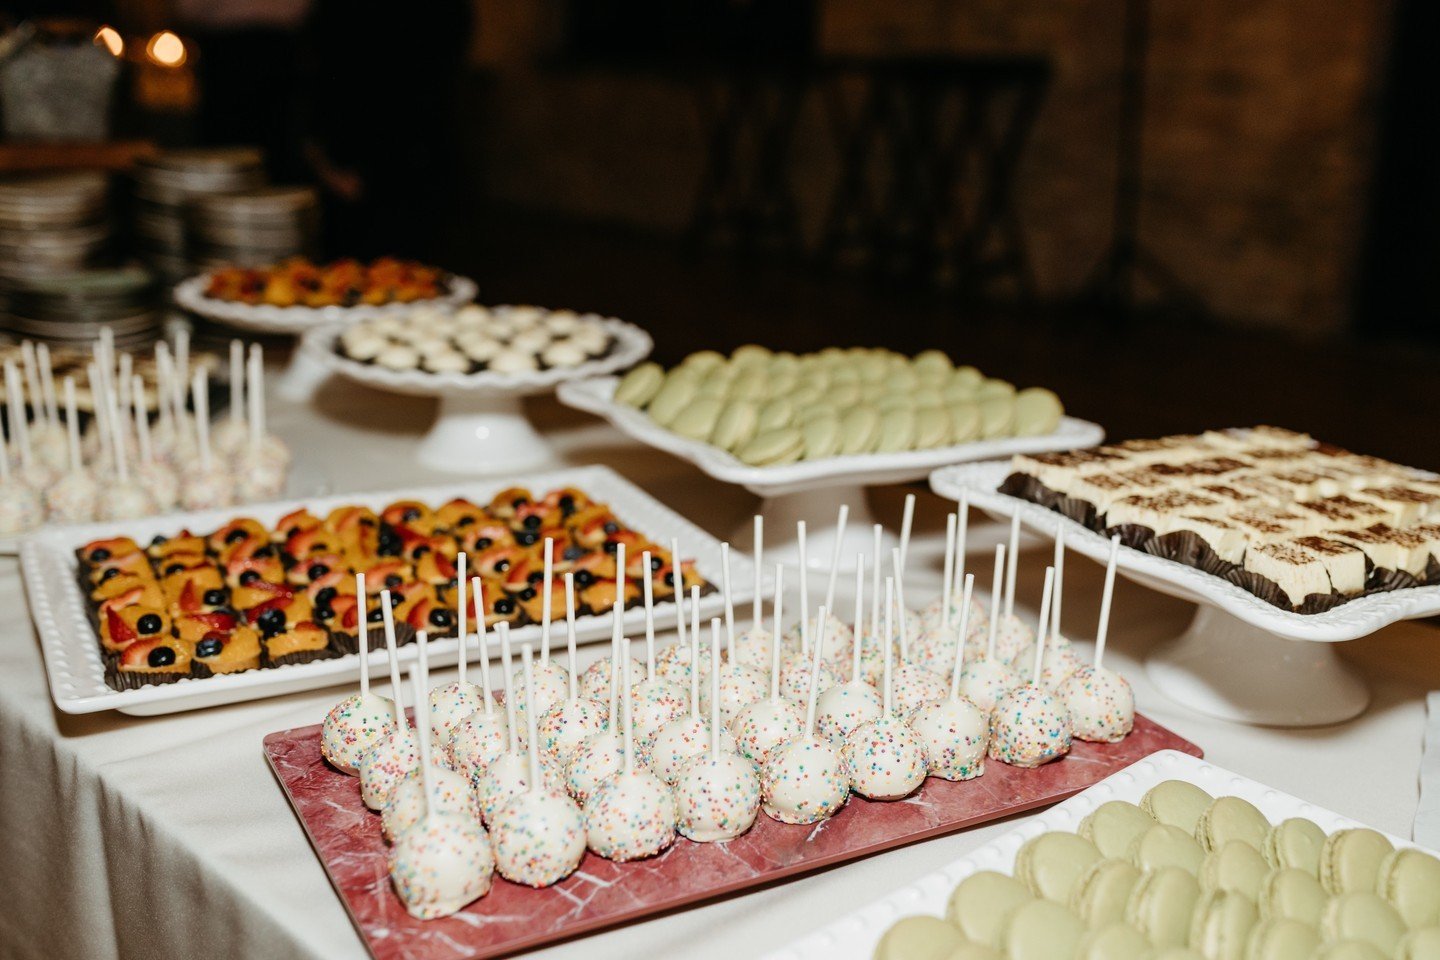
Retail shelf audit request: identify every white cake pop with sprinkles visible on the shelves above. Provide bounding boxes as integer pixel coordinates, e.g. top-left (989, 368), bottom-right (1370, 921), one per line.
top-left (650, 587), bottom-right (737, 784)
top-left (761, 615), bottom-right (850, 825)
top-left (211, 340), bottom-right (250, 457)
top-left (1037, 526), bottom-right (1082, 690)
top-left (916, 497), bottom-right (989, 663)
top-left (510, 539), bottom-right (570, 726)
top-left (702, 543), bottom-right (768, 727)
top-left (490, 641), bottom-right (588, 887)
top-left (814, 558), bottom-right (883, 746)
top-left (628, 552), bottom-right (689, 743)
top-left (841, 579), bottom-right (928, 801)
top-left (778, 522), bottom-right (838, 704)
top-left (577, 543), bottom-right (647, 702)
top-left (42, 376), bottom-right (97, 524)
top-left (854, 524), bottom-right (890, 687)
top-left (322, 573), bottom-right (395, 774)
top-left (387, 671), bottom-right (494, 918)
top-left (653, 537), bottom-right (710, 684)
top-left (130, 374), bottom-right (178, 511)
top-left (888, 547), bottom-right (947, 717)
top-left (1058, 536), bottom-right (1135, 743)
top-left (537, 574), bottom-right (608, 764)
top-left (383, 646), bottom-right (482, 840)
top-left (359, 594), bottom-right (422, 810)
top-left (445, 576), bottom-right (509, 785)
top-left (565, 618), bottom-right (628, 807)
top-left (959, 543), bottom-right (1023, 713)
top-left (583, 642), bottom-right (677, 861)
top-left (992, 514), bottom-right (1036, 666)
top-left (989, 567), bottom-right (1073, 768)
top-left (676, 621), bottom-right (761, 842)
top-left (909, 574), bottom-right (989, 781)
top-left (732, 565), bottom-right (804, 766)
top-left (427, 554), bottom-right (486, 746)
top-left (727, 516), bottom-right (774, 673)
top-left (476, 623), bottom-right (535, 824)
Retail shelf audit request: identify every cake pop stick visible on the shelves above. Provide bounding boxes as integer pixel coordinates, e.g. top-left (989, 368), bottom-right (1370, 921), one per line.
top-left (540, 538), bottom-right (554, 660)
top-left (5, 363), bottom-right (33, 470)
top-left (380, 591), bottom-right (407, 727)
top-left (796, 521), bottom-right (809, 653)
top-left (898, 493), bottom-right (916, 573)
top-left (565, 573), bottom-right (580, 697)
top-left (823, 504), bottom-right (849, 617)
top-left (891, 547), bottom-right (910, 660)
top-left (871, 523), bottom-right (882, 641)
top-left (357, 573), bottom-right (372, 697)
top-left (850, 558), bottom-right (864, 684)
top-left (882, 581), bottom-right (894, 716)
top-left (710, 620), bottom-right (724, 761)
top-left (523, 643), bottom-right (541, 786)
top-left (806, 609), bottom-right (830, 734)
top-left (19, 342), bottom-right (43, 426)
top-left (247, 344), bottom-right (264, 457)
top-left (621, 639), bottom-right (634, 775)
top-left (1052, 526), bottom-right (1065, 642)
top-left (752, 515), bottom-right (763, 629)
top-left (499, 622), bottom-right (517, 754)
top-left (769, 565), bottom-right (785, 699)
top-left (411, 671), bottom-right (437, 818)
top-left (955, 493), bottom-right (970, 602)
top-left (107, 373), bottom-right (130, 485)
top-left (642, 550), bottom-right (658, 676)
top-left (670, 536), bottom-right (688, 655)
top-left (614, 540), bottom-right (626, 635)
top-left (192, 370), bottom-right (213, 471)
top-left (1030, 567), bottom-right (1056, 688)
top-left (949, 575), bottom-right (975, 701)
top-left (941, 513), bottom-right (957, 630)
top-left (986, 544), bottom-right (1005, 660)
top-left (154, 343), bottom-right (174, 441)
top-left (229, 340), bottom-right (245, 427)
top-left (85, 361), bottom-right (109, 467)
top-left (117, 352), bottom-right (133, 435)
top-left (1095, 535), bottom-right (1121, 671)
top-left (472, 577), bottom-right (495, 714)
top-left (720, 541), bottom-right (735, 647)
top-left (690, 584), bottom-right (701, 669)
top-left (175, 327), bottom-right (190, 398)
top-left (688, 587), bottom-right (702, 717)
top-left (1005, 513), bottom-right (1021, 620)
top-left (37, 343), bottom-right (58, 428)
top-left (416, 629), bottom-right (431, 696)
top-left (0, 416), bottom-right (10, 485)
top-left (64, 376), bottom-right (84, 473)
top-left (132, 375), bottom-right (152, 464)
top-left (456, 552), bottom-right (469, 684)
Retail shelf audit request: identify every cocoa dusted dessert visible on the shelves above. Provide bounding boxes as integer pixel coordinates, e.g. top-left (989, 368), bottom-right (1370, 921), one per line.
top-left (1000, 426), bottom-right (1440, 613)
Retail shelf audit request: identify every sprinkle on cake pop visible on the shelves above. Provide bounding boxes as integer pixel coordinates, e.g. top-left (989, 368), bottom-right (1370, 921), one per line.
top-left (523, 538), bottom-right (571, 716)
top-left (959, 543), bottom-right (1023, 713)
top-left (565, 620), bottom-right (627, 807)
top-left (477, 622), bottom-right (539, 824)
top-left (728, 516), bottom-right (773, 672)
top-left (382, 644), bottom-right (481, 841)
top-left (704, 542), bottom-right (769, 728)
top-left (909, 573), bottom-right (989, 781)
top-left (732, 564), bottom-right (805, 765)
top-left (989, 567), bottom-right (1073, 768)
top-left (0, 399), bottom-right (42, 536)
top-left (842, 581), bottom-right (928, 801)
top-left (446, 576), bottom-right (510, 784)
top-left (778, 522), bottom-right (838, 705)
top-left (322, 572), bottom-right (396, 774)
top-left (815, 557), bottom-right (884, 746)
top-left (1058, 536), bottom-right (1135, 743)
top-left (131, 374), bottom-right (178, 511)
top-left (387, 671), bottom-right (494, 919)
top-left (42, 377), bottom-right (98, 524)
top-left (676, 621), bottom-right (761, 842)
top-left (359, 592), bottom-right (422, 810)
top-left (628, 551), bottom-right (689, 744)
top-left (761, 610), bottom-right (850, 825)
top-left (99, 370), bottom-right (154, 520)
top-left (577, 541), bottom-right (647, 702)
top-left (992, 514), bottom-right (1036, 666)
top-left (21, 342), bottom-right (66, 472)
top-left (4, 361), bottom-right (50, 488)
top-left (889, 547), bottom-right (947, 717)
top-left (427, 553), bottom-right (487, 746)
top-left (583, 630), bottom-right (677, 861)
top-left (490, 641), bottom-right (588, 887)
top-left (180, 367), bottom-right (233, 511)
top-left (236, 345), bottom-right (287, 501)
top-left (649, 586), bottom-right (736, 784)
top-left (538, 573), bottom-right (608, 764)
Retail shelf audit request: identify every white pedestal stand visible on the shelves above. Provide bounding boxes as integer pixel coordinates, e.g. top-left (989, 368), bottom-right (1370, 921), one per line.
top-left (415, 392), bottom-right (558, 474)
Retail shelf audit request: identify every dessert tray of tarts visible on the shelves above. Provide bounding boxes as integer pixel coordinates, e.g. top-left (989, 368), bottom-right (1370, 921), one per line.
top-left (173, 257), bottom-right (478, 332)
top-left (931, 426), bottom-right (1440, 642)
top-left (772, 749), bottom-right (1440, 960)
top-left (558, 346), bottom-right (1104, 496)
top-left (299, 302), bottom-right (654, 395)
top-left (20, 465), bottom-right (748, 716)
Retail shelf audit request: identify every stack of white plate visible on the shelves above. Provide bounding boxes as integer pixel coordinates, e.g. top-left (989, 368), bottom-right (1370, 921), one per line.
top-left (0, 266), bottom-right (161, 349)
top-left (186, 185), bottom-right (319, 269)
top-left (130, 148), bottom-right (266, 281)
top-left (0, 172), bottom-right (111, 283)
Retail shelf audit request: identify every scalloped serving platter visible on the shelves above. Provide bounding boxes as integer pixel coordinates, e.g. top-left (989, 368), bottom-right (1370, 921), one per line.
top-left (929, 460), bottom-right (1440, 642)
top-left (173, 274), bottom-right (479, 334)
top-left (21, 465), bottom-right (757, 716)
top-left (298, 315), bottom-right (653, 398)
top-left (557, 377), bottom-right (1105, 498)
top-left (768, 749), bottom-right (1433, 960)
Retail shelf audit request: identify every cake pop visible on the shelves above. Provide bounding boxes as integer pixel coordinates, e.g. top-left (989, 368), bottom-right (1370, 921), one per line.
top-left (675, 621), bottom-right (761, 842)
top-left (235, 346), bottom-right (286, 502)
top-left (959, 543), bottom-right (1023, 713)
top-left (322, 572), bottom-right (396, 774)
top-left (627, 552), bottom-right (689, 744)
top-left (841, 580), bottom-right (928, 801)
top-left (382, 650), bottom-right (481, 841)
top-left (387, 670), bottom-right (494, 919)
top-left (778, 522), bottom-right (837, 705)
top-left (359, 593), bottom-right (421, 810)
top-left (98, 369), bottom-right (154, 520)
top-left (577, 542), bottom-right (647, 702)
top-left (565, 622), bottom-right (627, 807)
top-left (703, 543), bottom-right (768, 728)
top-left (760, 613), bottom-right (850, 825)
top-left (732, 565), bottom-right (805, 765)
top-left (446, 576), bottom-right (510, 784)
top-left (516, 538), bottom-right (570, 721)
top-left (992, 514), bottom-right (1036, 666)
top-left (889, 547), bottom-right (947, 717)
top-left (427, 554), bottom-right (486, 746)
top-left (909, 573), bottom-right (988, 781)
top-left (476, 623), bottom-right (534, 824)
top-left (537, 574), bottom-right (608, 763)
top-left (211, 340), bottom-right (250, 457)
top-left (728, 516), bottom-right (773, 672)
top-left (1058, 536), bottom-right (1135, 743)
top-left (180, 368), bottom-right (233, 511)
top-left (855, 524), bottom-right (889, 687)
top-left (490, 642), bottom-right (588, 887)
top-left (20, 342), bottom-right (66, 472)
top-left (131, 374), bottom-right (178, 511)
top-left (1038, 526), bottom-right (1082, 690)
top-left (649, 586), bottom-right (736, 783)
top-left (989, 567), bottom-right (1073, 768)
top-left (815, 558), bottom-right (884, 745)
top-left (4, 361), bottom-right (50, 488)
top-left (0, 412), bottom-right (41, 536)
top-left (42, 377), bottom-right (98, 524)
top-left (652, 537), bottom-right (707, 683)
top-left (910, 512), bottom-right (961, 675)
top-left (583, 632), bottom-right (677, 861)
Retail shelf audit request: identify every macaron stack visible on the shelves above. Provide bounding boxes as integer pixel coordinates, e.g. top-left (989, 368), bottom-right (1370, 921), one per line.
top-left (873, 779), bottom-right (1440, 960)
top-left (613, 345), bottom-right (1065, 466)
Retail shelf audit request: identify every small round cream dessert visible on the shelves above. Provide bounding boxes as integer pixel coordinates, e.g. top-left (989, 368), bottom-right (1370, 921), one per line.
top-left (541, 341), bottom-right (588, 369)
top-left (375, 344), bottom-right (421, 371)
top-left (508, 329), bottom-right (552, 354)
top-left (421, 350), bottom-right (470, 375)
top-left (342, 329), bottom-right (389, 362)
top-left (487, 349), bottom-right (540, 375)
top-left (458, 334), bottom-right (504, 364)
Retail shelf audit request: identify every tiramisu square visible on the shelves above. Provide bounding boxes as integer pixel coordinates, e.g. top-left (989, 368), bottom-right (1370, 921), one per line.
top-left (1105, 492), bottom-right (1222, 534)
top-left (1326, 524), bottom-right (1431, 576)
top-left (1352, 485), bottom-right (1440, 526)
top-left (1290, 536), bottom-right (1367, 595)
top-left (1293, 495), bottom-right (1393, 533)
top-left (1244, 541), bottom-right (1332, 607)
top-left (1169, 515), bottom-right (1248, 564)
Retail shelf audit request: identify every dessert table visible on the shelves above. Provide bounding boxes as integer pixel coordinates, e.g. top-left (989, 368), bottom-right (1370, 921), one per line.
top-left (1, 374), bottom-right (1435, 960)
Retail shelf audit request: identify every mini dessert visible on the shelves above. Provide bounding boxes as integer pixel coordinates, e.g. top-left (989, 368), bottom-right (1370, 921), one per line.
top-left (674, 630), bottom-right (761, 842)
top-left (959, 544), bottom-right (1023, 713)
top-left (205, 256), bottom-right (449, 308)
top-left (814, 561), bottom-right (883, 746)
top-left (564, 631), bottom-right (628, 808)
top-left (703, 544), bottom-right (769, 728)
top-left (626, 552), bottom-right (689, 744)
top-left (732, 568), bottom-right (805, 766)
top-left (475, 624), bottom-right (536, 825)
top-left (1058, 537), bottom-right (1136, 743)
top-left (908, 574), bottom-right (989, 781)
top-left (913, 510), bottom-right (988, 675)
top-left (381, 663), bottom-right (480, 842)
top-left (320, 576), bottom-right (395, 774)
top-left (760, 625), bottom-right (850, 824)
top-left (841, 583), bottom-right (927, 801)
top-left (988, 568), bottom-right (1073, 769)
top-left (649, 589), bottom-right (737, 784)
top-left (425, 560), bottom-right (485, 747)
top-left (776, 523), bottom-right (838, 705)
top-left (192, 626), bottom-right (262, 674)
top-left (535, 575), bottom-right (608, 764)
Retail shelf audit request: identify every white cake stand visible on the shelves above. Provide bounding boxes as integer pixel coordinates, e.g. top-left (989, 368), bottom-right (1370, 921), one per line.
top-left (558, 376), bottom-right (1105, 572)
top-left (930, 460), bottom-right (1440, 727)
top-left (300, 318), bottom-right (653, 474)
top-left (172, 274), bottom-right (479, 402)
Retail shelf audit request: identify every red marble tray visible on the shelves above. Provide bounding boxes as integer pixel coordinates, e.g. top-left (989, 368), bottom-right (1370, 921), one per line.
top-left (265, 715), bottom-right (1200, 960)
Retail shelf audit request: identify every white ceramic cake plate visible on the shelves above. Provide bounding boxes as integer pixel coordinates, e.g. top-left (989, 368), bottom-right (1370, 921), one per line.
top-left (769, 749), bottom-right (1435, 960)
top-left (558, 376), bottom-right (1105, 572)
top-left (172, 274), bottom-right (479, 402)
top-left (298, 318), bottom-right (653, 474)
top-left (929, 460), bottom-right (1440, 726)
top-left (20, 465), bottom-right (763, 716)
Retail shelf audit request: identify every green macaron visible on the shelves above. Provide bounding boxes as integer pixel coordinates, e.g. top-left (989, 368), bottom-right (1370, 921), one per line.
top-left (978, 396), bottom-right (1014, 438)
top-left (800, 413), bottom-right (841, 460)
top-left (1188, 888), bottom-right (1258, 960)
top-left (1263, 818), bottom-right (1326, 877)
top-left (646, 372), bottom-right (701, 426)
top-left (1074, 922), bottom-right (1151, 960)
top-left (913, 349), bottom-right (954, 377)
top-left (913, 405), bottom-right (951, 448)
top-left (976, 378), bottom-right (1016, 401)
top-left (756, 396), bottom-right (795, 432)
top-left (1013, 387), bottom-right (1064, 437)
top-left (1321, 892), bottom-right (1406, 956)
top-left (614, 361), bottom-right (664, 407)
top-left (948, 401), bottom-right (982, 443)
top-left (872, 915), bottom-right (964, 960)
top-left (730, 343), bottom-right (772, 365)
top-left (1130, 823), bottom-right (1206, 875)
top-left (1070, 858), bottom-right (1142, 928)
top-left (946, 870), bottom-right (1034, 948)
top-left (875, 407), bottom-right (917, 452)
top-left (1080, 801), bottom-right (1157, 859)
top-left (1126, 866), bottom-right (1201, 948)
top-left (952, 365), bottom-right (984, 393)
top-left (735, 426), bottom-right (804, 466)
top-left (1258, 867), bottom-right (1327, 926)
top-left (1141, 781), bottom-right (1214, 835)
top-left (1200, 840), bottom-right (1270, 900)
top-left (670, 397), bottom-right (724, 441)
top-left (839, 406), bottom-right (881, 454)
top-left (1002, 898), bottom-right (1085, 960)
top-left (1377, 847), bottom-right (1440, 928)
top-left (1313, 943), bottom-right (1388, 960)
top-left (1014, 831), bottom-right (1103, 903)
top-left (1320, 828), bottom-right (1394, 895)
top-left (1245, 918), bottom-right (1321, 960)
top-left (1196, 796), bottom-right (1271, 855)
top-left (1396, 927), bottom-right (1440, 960)
top-left (710, 400), bottom-right (759, 451)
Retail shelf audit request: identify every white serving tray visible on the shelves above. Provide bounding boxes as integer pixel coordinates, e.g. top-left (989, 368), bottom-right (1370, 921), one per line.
top-left (558, 377), bottom-right (1105, 499)
top-left (173, 274), bottom-right (479, 334)
top-left (930, 460), bottom-right (1440, 644)
top-left (21, 465), bottom-right (761, 716)
top-left (768, 749), bottom-right (1434, 960)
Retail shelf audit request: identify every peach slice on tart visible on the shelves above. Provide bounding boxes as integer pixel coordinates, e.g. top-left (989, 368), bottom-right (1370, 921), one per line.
top-left (146, 533), bottom-right (206, 560)
top-left (79, 536), bottom-right (142, 564)
top-left (356, 559), bottom-right (412, 593)
top-left (87, 550), bottom-right (152, 584)
top-left (458, 522), bottom-right (515, 554)
top-left (193, 626), bottom-right (262, 674)
top-left (99, 583), bottom-right (166, 617)
top-left (206, 518), bottom-right (268, 555)
top-left (272, 508), bottom-right (321, 542)
top-left (225, 552), bottom-right (286, 589)
top-left (91, 571), bottom-right (159, 603)
top-left (487, 487), bottom-right (533, 519)
top-left (165, 569), bottom-right (229, 615)
top-left (472, 545), bottom-right (527, 579)
top-left (282, 526), bottom-right (343, 563)
top-left (261, 620), bottom-right (330, 661)
top-left (316, 592), bottom-right (361, 632)
top-left (175, 609), bottom-right (241, 644)
top-left (286, 552), bottom-right (348, 587)
top-left (579, 577), bottom-right (639, 617)
top-left (230, 578), bottom-right (295, 611)
top-left (380, 499), bottom-right (433, 530)
top-left (413, 549), bottom-right (458, 585)
top-left (518, 579), bottom-right (565, 623)
top-left (247, 593), bottom-right (316, 642)
top-left (102, 604), bottom-right (172, 652)
top-left (542, 486), bottom-right (592, 517)
top-left (118, 635), bottom-right (192, 675)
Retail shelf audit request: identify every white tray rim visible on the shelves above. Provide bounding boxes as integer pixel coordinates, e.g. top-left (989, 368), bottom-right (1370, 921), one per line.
top-left (929, 460), bottom-right (1440, 642)
top-left (766, 748), bottom-right (1436, 960)
top-left (22, 464), bottom-right (764, 716)
top-left (557, 376), bottom-right (1106, 497)
top-left (172, 274), bottom-right (479, 334)
top-left (296, 315), bottom-right (654, 398)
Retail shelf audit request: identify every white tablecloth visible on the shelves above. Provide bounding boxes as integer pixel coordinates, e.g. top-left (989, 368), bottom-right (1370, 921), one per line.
top-left (2, 379), bottom-right (1436, 960)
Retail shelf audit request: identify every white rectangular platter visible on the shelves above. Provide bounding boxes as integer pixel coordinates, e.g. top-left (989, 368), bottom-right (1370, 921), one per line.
top-left (930, 460), bottom-right (1440, 643)
top-left (558, 376), bottom-right (1105, 497)
top-left (768, 749), bottom-right (1435, 960)
top-left (21, 464), bottom-right (762, 716)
